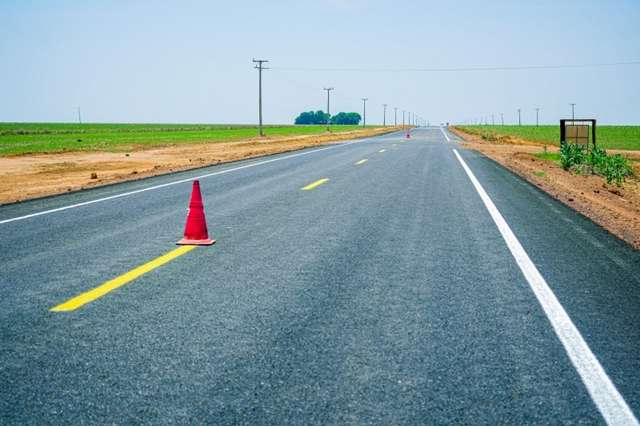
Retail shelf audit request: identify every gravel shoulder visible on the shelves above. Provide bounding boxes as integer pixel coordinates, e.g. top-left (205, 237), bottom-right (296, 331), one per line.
top-left (451, 126), bottom-right (640, 249)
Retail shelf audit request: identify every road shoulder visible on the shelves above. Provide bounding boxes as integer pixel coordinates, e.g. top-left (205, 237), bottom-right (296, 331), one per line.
top-left (450, 126), bottom-right (640, 250)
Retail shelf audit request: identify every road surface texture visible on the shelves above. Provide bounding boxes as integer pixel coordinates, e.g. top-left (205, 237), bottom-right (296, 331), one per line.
top-left (1, 128), bottom-right (640, 424)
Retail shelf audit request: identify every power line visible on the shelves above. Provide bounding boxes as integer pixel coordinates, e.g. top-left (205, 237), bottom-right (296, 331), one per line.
top-left (270, 60), bottom-right (640, 73)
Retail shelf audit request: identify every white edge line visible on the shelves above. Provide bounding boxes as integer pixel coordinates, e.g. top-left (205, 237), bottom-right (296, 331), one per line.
top-left (453, 148), bottom-right (638, 426)
top-left (439, 126), bottom-right (451, 142)
top-left (0, 137), bottom-right (374, 225)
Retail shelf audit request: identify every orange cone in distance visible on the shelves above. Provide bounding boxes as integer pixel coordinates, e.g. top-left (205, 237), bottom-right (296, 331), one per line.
top-left (177, 180), bottom-right (215, 246)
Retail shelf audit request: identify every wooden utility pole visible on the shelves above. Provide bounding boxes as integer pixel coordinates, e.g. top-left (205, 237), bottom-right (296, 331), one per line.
top-left (323, 87), bottom-right (334, 131)
top-left (253, 59), bottom-right (269, 136)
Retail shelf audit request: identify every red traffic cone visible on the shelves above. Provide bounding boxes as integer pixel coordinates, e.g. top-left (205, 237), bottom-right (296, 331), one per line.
top-left (177, 180), bottom-right (215, 246)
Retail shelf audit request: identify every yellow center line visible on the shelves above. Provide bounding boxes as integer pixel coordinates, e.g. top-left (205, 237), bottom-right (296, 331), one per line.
top-left (50, 245), bottom-right (197, 312)
top-left (378, 149), bottom-right (386, 153)
top-left (301, 178), bottom-right (329, 191)
top-left (355, 159), bottom-right (368, 165)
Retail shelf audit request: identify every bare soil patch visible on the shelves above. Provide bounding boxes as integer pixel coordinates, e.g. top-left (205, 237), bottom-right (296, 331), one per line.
top-left (450, 127), bottom-right (640, 250)
top-left (0, 127), bottom-right (399, 205)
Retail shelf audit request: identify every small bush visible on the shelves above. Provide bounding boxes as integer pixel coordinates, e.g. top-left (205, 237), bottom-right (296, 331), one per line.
top-left (480, 131), bottom-right (497, 142)
top-left (559, 143), bottom-right (633, 186)
top-left (560, 143), bottom-right (585, 170)
top-left (600, 154), bottom-right (633, 186)
top-left (588, 146), bottom-right (607, 173)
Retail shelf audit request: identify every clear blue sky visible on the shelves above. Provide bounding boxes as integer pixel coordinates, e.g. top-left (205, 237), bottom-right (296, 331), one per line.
top-left (1, 0), bottom-right (639, 125)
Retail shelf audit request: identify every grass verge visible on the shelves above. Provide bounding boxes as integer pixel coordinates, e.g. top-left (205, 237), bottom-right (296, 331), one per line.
top-left (0, 123), bottom-right (376, 156)
top-left (456, 125), bottom-right (640, 150)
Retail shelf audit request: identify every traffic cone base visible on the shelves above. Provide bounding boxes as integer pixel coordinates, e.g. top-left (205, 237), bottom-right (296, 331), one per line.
top-left (177, 237), bottom-right (216, 246)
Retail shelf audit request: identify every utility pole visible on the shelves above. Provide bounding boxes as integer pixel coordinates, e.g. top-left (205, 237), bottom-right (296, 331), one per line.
top-left (253, 59), bottom-right (269, 137)
top-left (77, 107), bottom-right (82, 124)
top-left (394, 107), bottom-right (398, 126)
top-left (383, 104), bottom-right (387, 126)
top-left (492, 114), bottom-right (495, 126)
top-left (402, 110), bottom-right (405, 127)
top-left (536, 108), bottom-right (540, 127)
top-left (517, 108), bottom-right (521, 126)
top-left (570, 103), bottom-right (576, 120)
top-left (501, 113), bottom-right (504, 126)
top-left (361, 98), bottom-right (368, 127)
top-left (323, 87), bottom-right (334, 131)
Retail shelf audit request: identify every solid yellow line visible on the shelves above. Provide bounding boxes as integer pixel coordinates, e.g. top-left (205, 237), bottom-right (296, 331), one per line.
top-left (50, 245), bottom-right (197, 312)
top-left (379, 149), bottom-right (386, 153)
top-left (301, 178), bottom-right (329, 190)
top-left (355, 159), bottom-right (368, 165)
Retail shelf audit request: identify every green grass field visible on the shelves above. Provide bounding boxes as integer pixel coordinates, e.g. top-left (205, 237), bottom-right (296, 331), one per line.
top-left (456, 125), bottom-right (640, 151)
top-left (0, 123), bottom-right (374, 156)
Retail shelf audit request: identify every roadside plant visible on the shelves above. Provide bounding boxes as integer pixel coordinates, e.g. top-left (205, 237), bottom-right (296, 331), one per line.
top-left (560, 143), bottom-right (585, 170)
top-left (480, 131), bottom-right (497, 142)
top-left (588, 146), bottom-right (607, 174)
top-left (600, 154), bottom-right (633, 186)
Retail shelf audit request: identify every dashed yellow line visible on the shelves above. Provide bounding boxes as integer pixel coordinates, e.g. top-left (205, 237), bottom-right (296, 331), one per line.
top-left (355, 159), bottom-right (368, 165)
top-left (50, 245), bottom-right (197, 312)
top-left (301, 178), bottom-right (329, 190)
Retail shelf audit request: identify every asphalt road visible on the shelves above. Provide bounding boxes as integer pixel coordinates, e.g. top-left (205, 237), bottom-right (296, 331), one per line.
top-left (1, 128), bottom-right (640, 424)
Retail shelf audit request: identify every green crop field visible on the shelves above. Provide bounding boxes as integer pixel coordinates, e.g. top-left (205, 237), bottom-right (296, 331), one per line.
top-left (0, 123), bottom-right (375, 156)
top-left (456, 125), bottom-right (640, 151)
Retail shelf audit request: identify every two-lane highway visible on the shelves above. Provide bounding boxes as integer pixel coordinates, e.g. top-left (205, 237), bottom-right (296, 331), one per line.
top-left (1, 128), bottom-right (640, 424)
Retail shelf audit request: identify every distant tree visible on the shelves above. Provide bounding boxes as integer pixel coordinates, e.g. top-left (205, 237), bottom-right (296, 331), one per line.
top-left (294, 110), bottom-right (330, 125)
top-left (315, 110), bottom-right (329, 124)
top-left (330, 112), bottom-right (361, 125)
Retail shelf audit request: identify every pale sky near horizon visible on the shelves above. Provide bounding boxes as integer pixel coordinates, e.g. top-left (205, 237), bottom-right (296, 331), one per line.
top-left (1, 0), bottom-right (639, 125)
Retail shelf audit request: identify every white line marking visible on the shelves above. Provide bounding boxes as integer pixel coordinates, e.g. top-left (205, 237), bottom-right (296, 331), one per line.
top-left (0, 137), bottom-right (374, 225)
top-left (453, 148), bottom-right (638, 426)
top-left (439, 126), bottom-right (451, 142)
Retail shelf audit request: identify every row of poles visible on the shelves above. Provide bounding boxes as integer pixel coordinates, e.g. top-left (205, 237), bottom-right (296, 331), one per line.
top-left (253, 59), bottom-right (425, 137)
top-left (76, 59), bottom-right (427, 130)
top-left (472, 104), bottom-right (577, 127)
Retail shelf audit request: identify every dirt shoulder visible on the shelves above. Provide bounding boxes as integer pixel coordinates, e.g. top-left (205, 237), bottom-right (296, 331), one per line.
top-left (0, 127), bottom-right (399, 205)
top-left (450, 126), bottom-right (640, 250)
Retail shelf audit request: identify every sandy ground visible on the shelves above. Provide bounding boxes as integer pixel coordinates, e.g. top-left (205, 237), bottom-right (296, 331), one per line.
top-left (0, 127), bottom-right (400, 205)
top-left (451, 127), bottom-right (640, 250)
